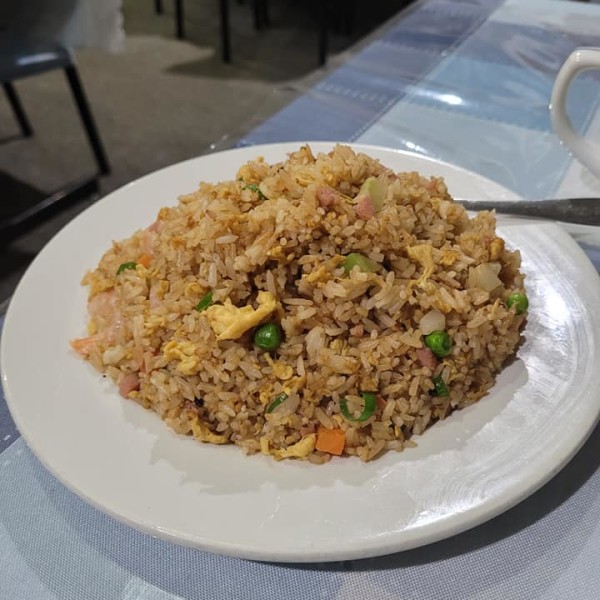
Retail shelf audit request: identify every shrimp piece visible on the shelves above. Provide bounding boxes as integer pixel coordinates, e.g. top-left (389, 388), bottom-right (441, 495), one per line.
top-left (88, 290), bottom-right (120, 331)
top-left (141, 224), bottom-right (159, 256)
top-left (70, 334), bottom-right (103, 357)
top-left (71, 290), bottom-right (122, 357)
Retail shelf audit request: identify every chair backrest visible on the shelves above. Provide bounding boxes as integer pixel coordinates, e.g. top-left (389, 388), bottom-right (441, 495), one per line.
top-left (0, 0), bottom-right (78, 40)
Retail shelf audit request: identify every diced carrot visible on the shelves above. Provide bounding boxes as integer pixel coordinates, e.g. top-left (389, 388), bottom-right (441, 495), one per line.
top-left (315, 426), bottom-right (346, 456)
top-left (138, 253), bottom-right (152, 268)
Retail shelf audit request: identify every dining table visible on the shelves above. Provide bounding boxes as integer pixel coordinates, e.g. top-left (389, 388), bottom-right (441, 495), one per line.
top-left (2, 0), bottom-right (600, 598)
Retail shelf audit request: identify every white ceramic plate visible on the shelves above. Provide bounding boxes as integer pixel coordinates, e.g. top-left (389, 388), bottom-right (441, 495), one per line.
top-left (2, 143), bottom-right (600, 563)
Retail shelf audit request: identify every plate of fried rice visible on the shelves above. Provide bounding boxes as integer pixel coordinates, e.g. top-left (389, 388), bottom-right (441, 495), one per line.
top-left (2, 143), bottom-right (600, 562)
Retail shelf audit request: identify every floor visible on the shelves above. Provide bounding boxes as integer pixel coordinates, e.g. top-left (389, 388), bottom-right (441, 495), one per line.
top-left (0, 0), bottom-right (409, 304)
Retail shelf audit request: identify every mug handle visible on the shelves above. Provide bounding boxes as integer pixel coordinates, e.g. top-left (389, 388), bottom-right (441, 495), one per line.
top-left (551, 48), bottom-right (600, 179)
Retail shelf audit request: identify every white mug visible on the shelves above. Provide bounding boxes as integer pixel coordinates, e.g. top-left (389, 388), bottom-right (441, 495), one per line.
top-left (551, 48), bottom-right (600, 179)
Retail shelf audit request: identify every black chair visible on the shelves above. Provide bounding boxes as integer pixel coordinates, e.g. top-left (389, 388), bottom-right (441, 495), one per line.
top-left (153, 0), bottom-right (269, 63)
top-left (0, 18), bottom-right (109, 241)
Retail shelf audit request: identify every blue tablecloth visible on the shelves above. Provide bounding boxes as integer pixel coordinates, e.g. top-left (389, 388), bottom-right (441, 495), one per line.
top-left (2, 0), bottom-right (600, 598)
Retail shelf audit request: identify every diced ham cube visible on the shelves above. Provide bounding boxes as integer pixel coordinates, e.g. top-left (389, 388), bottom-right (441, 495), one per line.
top-left (316, 186), bottom-right (337, 208)
top-left (416, 347), bottom-right (438, 369)
top-left (119, 373), bottom-right (140, 398)
top-left (355, 194), bottom-right (375, 220)
top-left (349, 324), bottom-right (364, 337)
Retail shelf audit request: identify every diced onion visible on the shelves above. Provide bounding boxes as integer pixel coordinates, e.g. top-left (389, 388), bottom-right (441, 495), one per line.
top-left (358, 177), bottom-right (387, 211)
top-left (419, 309), bottom-right (446, 335)
top-left (467, 263), bottom-right (503, 292)
top-left (489, 262), bottom-right (502, 275)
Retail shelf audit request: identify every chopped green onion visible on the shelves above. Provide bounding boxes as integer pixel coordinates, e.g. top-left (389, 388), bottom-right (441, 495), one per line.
top-left (254, 322), bottom-right (282, 351)
top-left (243, 183), bottom-right (266, 200)
top-left (506, 292), bottom-right (528, 315)
top-left (116, 262), bottom-right (137, 275)
top-left (431, 375), bottom-right (449, 397)
top-left (343, 253), bottom-right (378, 274)
top-left (424, 331), bottom-right (452, 357)
top-left (195, 291), bottom-right (213, 312)
top-left (340, 392), bottom-right (377, 422)
top-left (266, 392), bottom-right (288, 413)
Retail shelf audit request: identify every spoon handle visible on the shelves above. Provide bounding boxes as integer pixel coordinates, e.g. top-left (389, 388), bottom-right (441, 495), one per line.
top-left (456, 198), bottom-right (600, 226)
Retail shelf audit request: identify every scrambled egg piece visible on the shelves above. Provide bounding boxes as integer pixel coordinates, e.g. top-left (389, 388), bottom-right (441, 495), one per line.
top-left (144, 314), bottom-right (166, 334)
top-left (490, 238), bottom-right (505, 260)
top-left (271, 434), bottom-right (316, 460)
top-left (407, 245), bottom-right (435, 289)
top-left (304, 265), bottom-right (329, 284)
top-left (135, 264), bottom-right (149, 278)
top-left (267, 245), bottom-right (294, 263)
top-left (264, 354), bottom-right (294, 380)
top-left (184, 281), bottom-right (203, 298)
top-left (283, 375), bottom-right (306, 396)
top-left (302, 256), bottom-right (345, 284)
top-left (268, 245), bottom-right (286, 260)
top-left (272, 362), bottom-right (294, 380)
top-left (163, 340), bottom-right (199, 375)
top-left (88, 276), bottom-right (114, 297)
top-left (260, 437), bottom-right (270, 455)
top-left (259, 387), bottom-right (274, 406)
top-left (190, 417), bottom-right (228, 445)
top-left (204, 291), bottom-right (278, 340)
top-left (439, 249), bottom-right (460, 266)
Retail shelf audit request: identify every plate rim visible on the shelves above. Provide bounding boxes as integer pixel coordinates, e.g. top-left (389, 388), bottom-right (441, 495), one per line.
top-left (3, 142), bottom-right (600, 563)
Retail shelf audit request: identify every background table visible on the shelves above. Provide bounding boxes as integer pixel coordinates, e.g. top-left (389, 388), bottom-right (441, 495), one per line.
top-left (2, 0), bottom-right (600, 598)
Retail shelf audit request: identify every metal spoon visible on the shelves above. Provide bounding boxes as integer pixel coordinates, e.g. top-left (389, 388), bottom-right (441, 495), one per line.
top-left (455, 197), bottom-right (600, 226)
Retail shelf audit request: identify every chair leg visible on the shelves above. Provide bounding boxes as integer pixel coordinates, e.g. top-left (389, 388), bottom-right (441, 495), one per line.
top-left (253, 0), bottom-right (269, 29)
top-left (260, 0), bottom-right (270, 28)
top-left (64, 66), bottom-right (110, 176)
top-left (220, 0), bottom-right (231, 62)
top-left (252, 0), bottom-right (262, 30)
top-left (318, 0), bottom-right (329, 66)
top-left (155, 0), bottom-right (163, 14)
top-left (175, 0), bottom-right (185, 38)
top-left (342, 0), bottom-right (355, 35)
top-left (3, 82), bottom-right (33, 137)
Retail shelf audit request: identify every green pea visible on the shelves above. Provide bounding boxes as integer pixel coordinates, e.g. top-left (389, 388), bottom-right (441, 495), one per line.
top-left (195, 291), bottom-right (213, 312)
top-left (506, 292), bottom-right (528, 315)
top-left (431, 375), bottom-right (449, 397)
top-left (116, 261), bottom-right (137, 275)
top-left (254, 322), bottom-right (282, 351)
top-left (424, 331), bottom-right (452, 357)
top-left (343, 253), bottom-right (378, 274)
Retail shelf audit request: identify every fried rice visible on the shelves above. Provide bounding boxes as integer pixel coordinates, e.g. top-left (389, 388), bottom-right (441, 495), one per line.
top-left (71, 144), bottom-right (526, 463)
